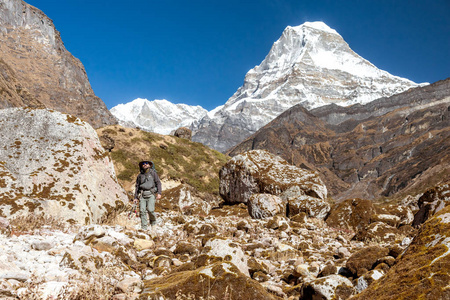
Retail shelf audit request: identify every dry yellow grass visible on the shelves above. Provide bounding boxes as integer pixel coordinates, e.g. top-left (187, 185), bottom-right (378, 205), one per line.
top-left (97, 125), bottom-right (229, 196)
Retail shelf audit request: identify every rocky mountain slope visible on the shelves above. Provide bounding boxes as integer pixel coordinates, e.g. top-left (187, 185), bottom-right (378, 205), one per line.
top-left (228, 78), bottom-right (450, 201)
top-left (0, 0), bottom-right (117, 128)
top-left (110, 98), bottom-right (208, 135)
top-left (0, 107), bottom-right (127, 224)
top-left (190, 21), bottom-right (422, 152)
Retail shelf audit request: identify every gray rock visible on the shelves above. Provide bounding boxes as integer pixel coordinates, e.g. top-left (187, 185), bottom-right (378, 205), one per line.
top-left (174, 127), bottom-right (192, 140)
top-left (247, 193), bottom-right (284, 219)
top-left (0, 108), bottom-right (128, 224)
top-left (301, 274), bottom-right (355, 299)
top-left (31, 241), bottom-right (53, 251)
top-left (219, 150), bottom-right (327, 204)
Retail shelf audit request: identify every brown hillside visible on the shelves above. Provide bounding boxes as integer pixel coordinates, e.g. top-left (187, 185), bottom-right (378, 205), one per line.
top-left (96, 125), bottom-right (230, 198)
top-left (228, 79), bottom-right (450, 202)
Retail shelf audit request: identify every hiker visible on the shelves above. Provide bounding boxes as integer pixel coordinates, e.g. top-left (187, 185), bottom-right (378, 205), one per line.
top-left (134, 161), bottom-right (162, 230)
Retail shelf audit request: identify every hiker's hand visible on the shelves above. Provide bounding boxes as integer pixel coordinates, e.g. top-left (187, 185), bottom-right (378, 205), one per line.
top-left (156, 194), bottom-right (161, 200)
top-left (133, 198), bottom-right (138, 204)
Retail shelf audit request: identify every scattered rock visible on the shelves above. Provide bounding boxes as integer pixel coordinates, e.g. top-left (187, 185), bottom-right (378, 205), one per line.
top-left (326, 198), bottom-right (376, 232)
top-left (247, 193), bottom-right (285, 219)
top-left (174, 127), bottom-right (192, 140)
top-left (116, 277), bottom-right (143, 293)
top-left (355, 269), bottom-right (385, 293)
top-left (31, 241), bottom-right (53, 251)
top-left (375, 204), bottom-right (414, 226)
top-left (412, 182), bottom-right (450, 226)
top-left (287, 194), bottom-right (330, 219)
top-left (134, 239), bottom-right (155, 251)
top-left (345, 246), bottom-right (389, 278)
top-left (318, 264), bottom-right (337, 277)
top-left (159, 184), bottom-right (213, 216)
top-left (203, 238), bottom-right (249, 276)
top-left (352, 205), bottom-right (450, 299)
top-left (370, 214), bottom-right (401, 227)
top-left (354, 222), bottom-right (399, 243)
top-left (301, 274), bottom-right (355, 300)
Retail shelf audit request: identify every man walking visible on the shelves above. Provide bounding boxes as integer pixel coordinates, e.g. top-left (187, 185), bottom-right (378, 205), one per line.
top-left (134, 161), bottom-right (162, 230)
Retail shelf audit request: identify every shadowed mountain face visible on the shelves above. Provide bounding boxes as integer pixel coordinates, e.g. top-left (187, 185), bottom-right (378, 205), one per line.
top-left (0, 0), bottom-right (117, 128)
top-left (228, 78), bottom-right (450, 201)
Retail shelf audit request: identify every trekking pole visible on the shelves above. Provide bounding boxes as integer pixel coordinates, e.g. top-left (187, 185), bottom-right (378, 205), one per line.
top-left (128, 203), bottom-right (137, 219)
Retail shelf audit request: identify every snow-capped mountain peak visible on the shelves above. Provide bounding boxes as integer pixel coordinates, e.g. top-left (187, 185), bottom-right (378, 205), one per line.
top-left (191, 21), bottom-right (424, 151)
top-left (110, 98), bottom-right (208, 135)
top-left (111, 21), bottom-right (425, 152)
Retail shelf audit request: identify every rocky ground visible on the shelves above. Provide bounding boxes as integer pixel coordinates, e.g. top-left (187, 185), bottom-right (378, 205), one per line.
top-left (0, 203), bottom-right (409, 300)
top-left (1, 150), bottom-right (448, 299)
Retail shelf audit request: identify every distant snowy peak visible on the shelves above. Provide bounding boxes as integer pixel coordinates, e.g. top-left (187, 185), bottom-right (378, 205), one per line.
top-left (220, 21), bottom-right (421, 112)
top-left (192, 21), bottom-right (424, 152)
top-left (110, 98), bottom-right (208, 135)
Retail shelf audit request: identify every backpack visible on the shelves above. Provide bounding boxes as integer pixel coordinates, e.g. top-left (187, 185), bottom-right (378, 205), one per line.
top-left (138, 161), bottom-right (157, 194)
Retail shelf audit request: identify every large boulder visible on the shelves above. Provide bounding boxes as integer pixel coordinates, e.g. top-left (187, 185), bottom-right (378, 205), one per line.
top-left (412, 182), bottom-right (450, 227)
top-left (219, 150), bottom-right (327, 204)
top-left (352, 205), bottom-right (450, 299)
top-left (326, 198), bottom-right (376, 232)
top-left (345, 245), bottom-right (389, 278)
top-left (173, 127), bottom-right (192, 140)
top-left (0, 108), bottom-right (128, 224)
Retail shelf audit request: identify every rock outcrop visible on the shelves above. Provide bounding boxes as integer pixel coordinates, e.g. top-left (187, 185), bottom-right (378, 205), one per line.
top-left (0, 0), bottom-right (117, 128)
top-left (228, 78), bottom-right (450, 201)
top-left (219, 150), bottom-right (327, 206)
top-left (173, 127), bottom-right (192, 140)
top-left (0, 108), bottom-right (127, 224)
top-left (412, 182), bottom-right (450, 226)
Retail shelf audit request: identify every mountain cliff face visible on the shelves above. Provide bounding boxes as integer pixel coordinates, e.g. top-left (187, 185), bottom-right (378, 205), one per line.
top-left (110, 98), bottom-right (208, 135)
top-left (191, 22), bottom-right (422, 152)
top-left (228, 78), bottom-right (450, 201)
top-left (0, 0), bottom-right (117, 128)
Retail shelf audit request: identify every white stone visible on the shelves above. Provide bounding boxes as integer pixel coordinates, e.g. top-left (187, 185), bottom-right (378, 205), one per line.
top-left (204, 239), bottom-right (249, 276)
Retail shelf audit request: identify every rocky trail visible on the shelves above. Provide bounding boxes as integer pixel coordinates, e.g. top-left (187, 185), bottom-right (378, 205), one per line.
top-left (1, 150), bottom-right (448, 300)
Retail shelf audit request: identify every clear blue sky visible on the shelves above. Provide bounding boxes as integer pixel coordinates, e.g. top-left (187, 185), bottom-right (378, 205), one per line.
top-left (26, 0), bottom-right (450, 110)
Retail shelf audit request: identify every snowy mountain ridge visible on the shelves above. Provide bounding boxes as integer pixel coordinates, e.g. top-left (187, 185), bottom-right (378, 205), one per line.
top-left (190, 21), bottom-right (424, 151)
top-left (110, 98), bottom-right (207, 135)
top-left (111, 21), bottom-right (425, 151)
